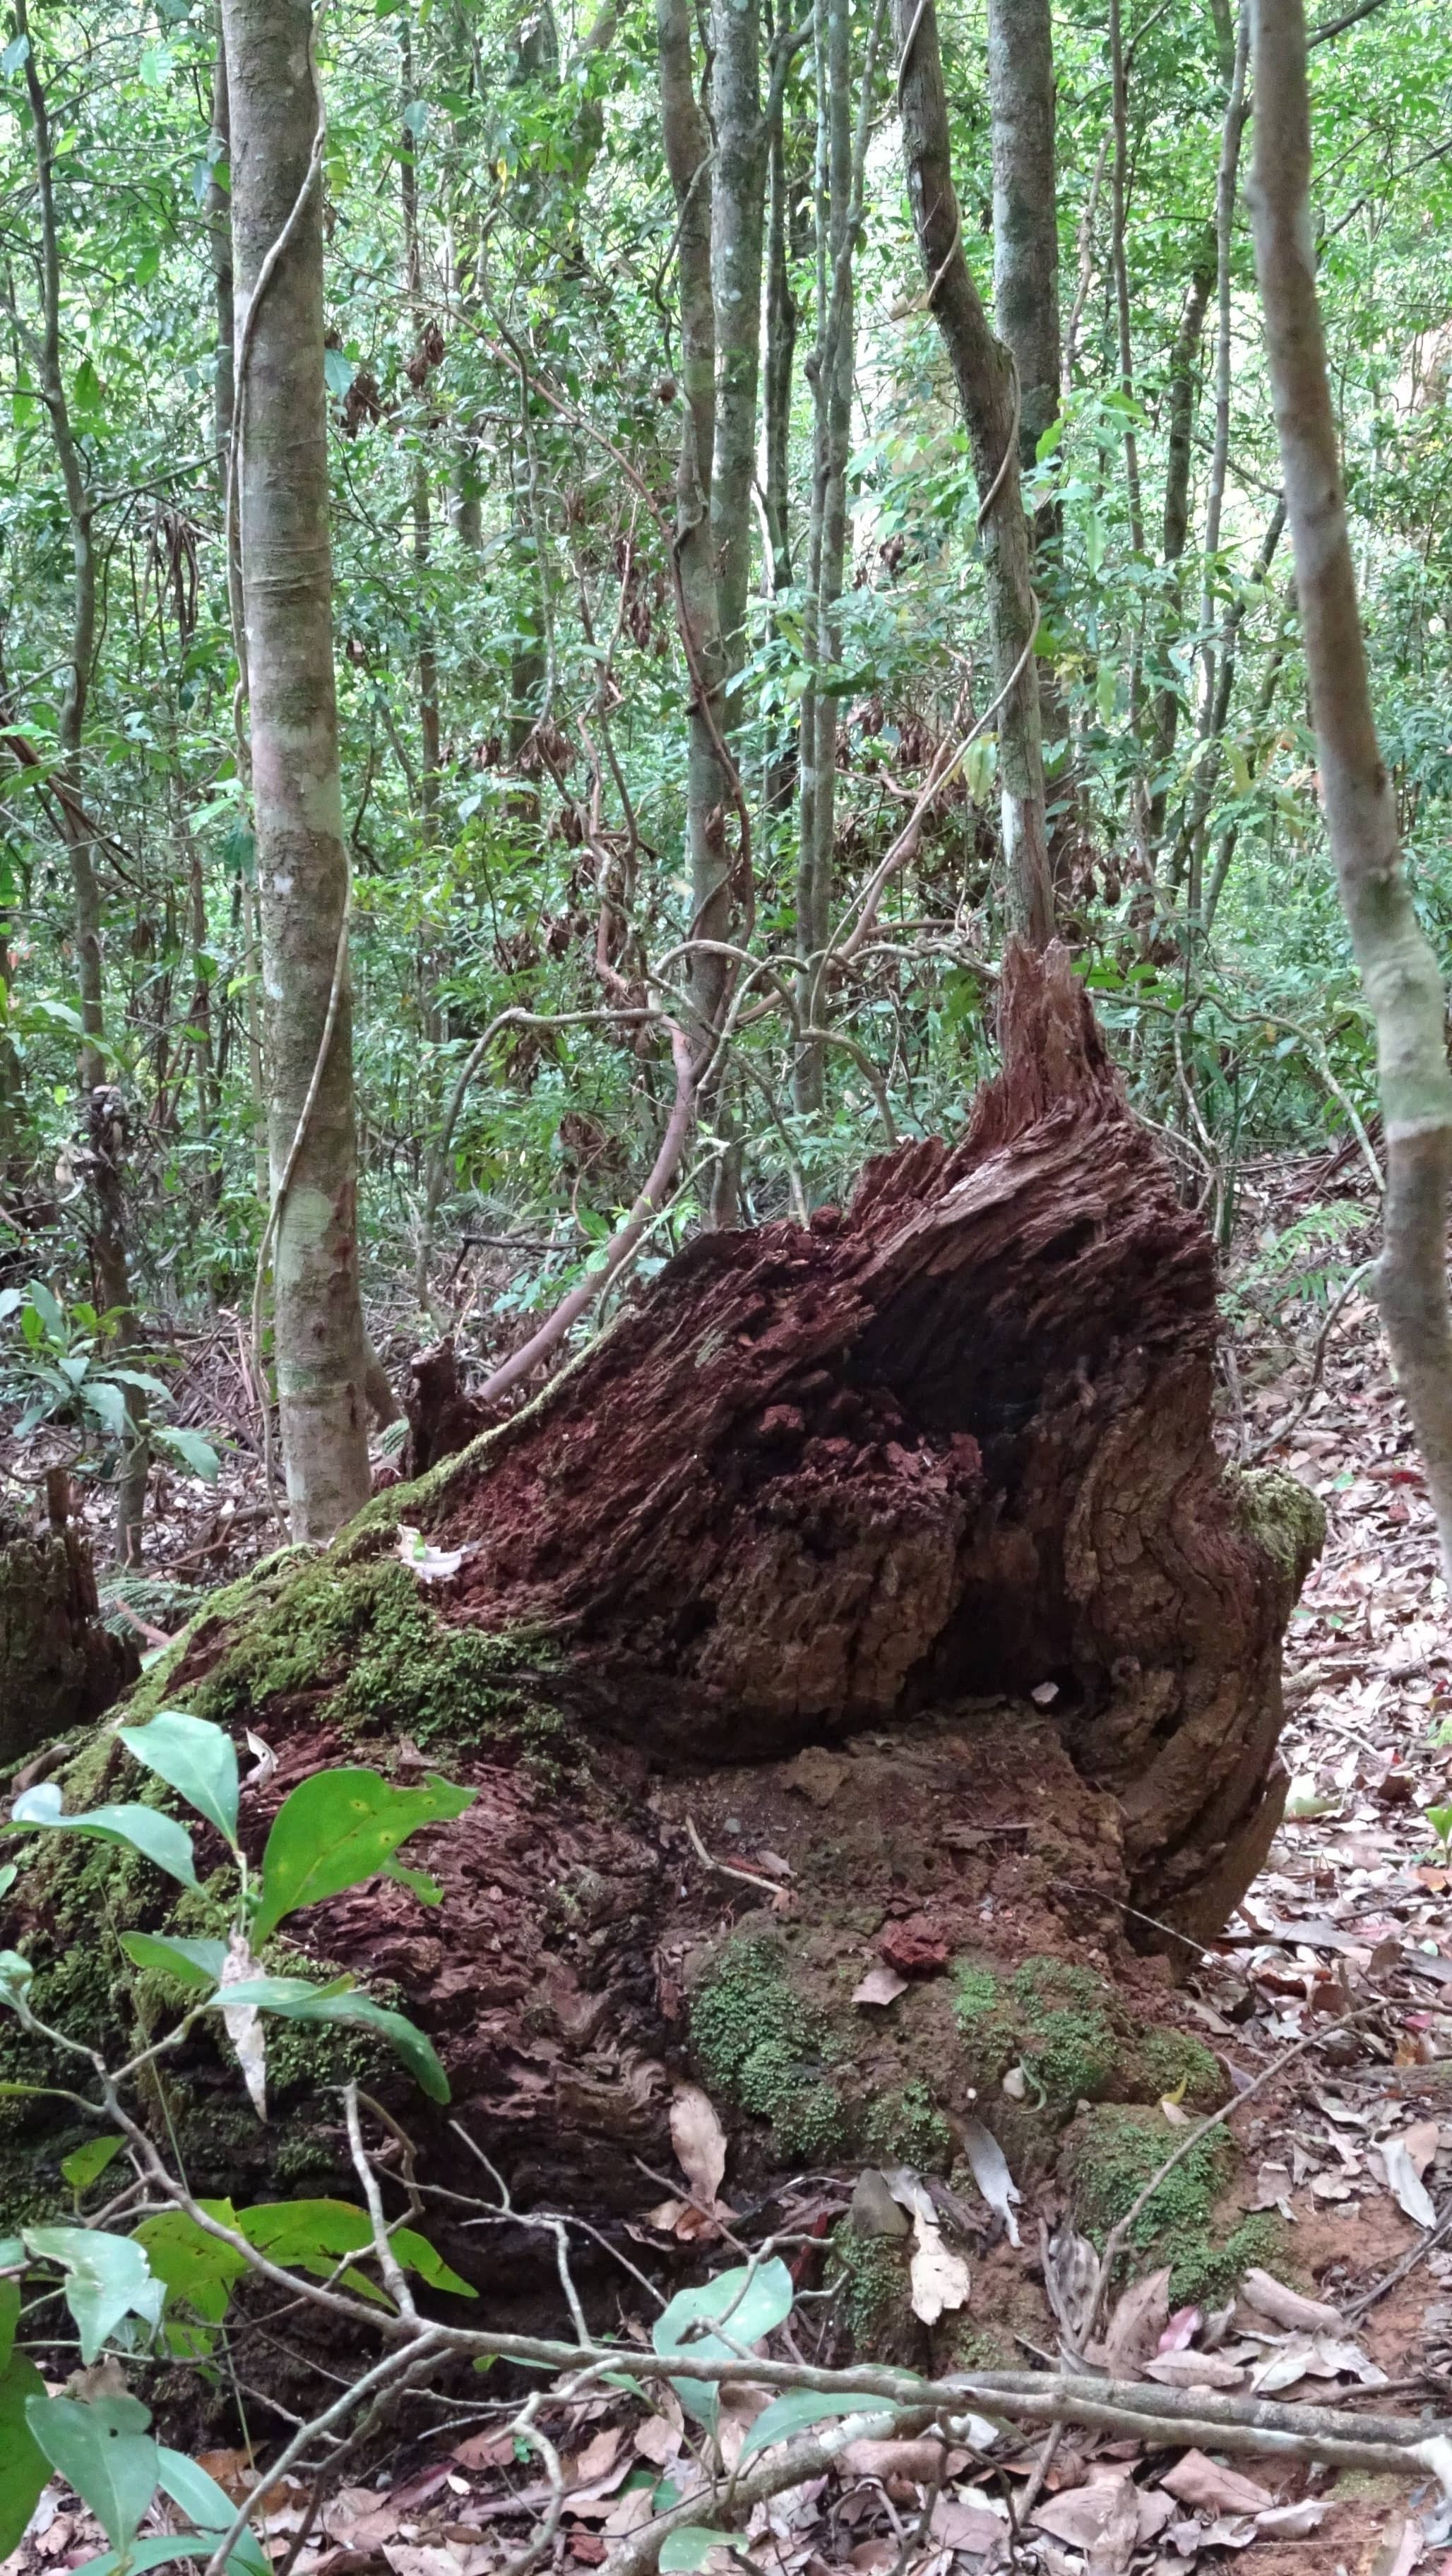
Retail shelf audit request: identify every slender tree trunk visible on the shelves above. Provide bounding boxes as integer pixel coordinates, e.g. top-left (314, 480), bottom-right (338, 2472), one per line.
top-left (1106, 0), bottom-right (1145, 557)
top-left (763, 108), bottom-right (797, 600)
top-left (20, 4), bottom-right (146, 1561)
top-left (400, 11), bottom-right (443, 1045)
top-left (1248, 0), bottom-right (1452, 1575)
top-left (1197, 1), bottom-right (1251, 765)
top-left (1145, 242), bottom-right (1214, 849)
top-left (893, 0), bottom-right (1053, 946)
top-left (986, 0), bottom-right (1059, 470)
top-left (208, 8), bottom-right (235, 484)
top-left (710, 0), bottom-right (766, 711)
top-left (795, 0), bottom-right (848, 1116)
top-left (658, 0), bottom-right (732, 1042)
top-left (242, 876), bottom-right (268, 1205)
top-left (222, 0), bottom-right (374, 1542)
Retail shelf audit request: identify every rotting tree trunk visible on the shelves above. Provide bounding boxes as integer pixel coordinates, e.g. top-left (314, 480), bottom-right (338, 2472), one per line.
top-left (37, 949), bottom-right (1325, 2253)
top-left (0, 1508), bottom-right (137, 1772)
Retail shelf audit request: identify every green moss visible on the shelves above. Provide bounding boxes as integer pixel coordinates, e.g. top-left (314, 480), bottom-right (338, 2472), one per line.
top-left (1061, 2104), bottom-right (1273, 2306)
top-left (951, 1962), bottom-right (1001, 2027)
top-left (1011, 1960), bottom-right (1118, 2113)
top-left (867, 2080), bottom-right (953, 2173)
top-left (129, 1554), bottom-right (569, 1771)
top-left (1233, 1467), bottom-right (1326, 1589)
top-left (1139, 2027), bottom-right (1225, 2112)
top-left (690, 1933), bottom-right (844, 2159)
top-left (829, 2227), bottom-right (912, 2345)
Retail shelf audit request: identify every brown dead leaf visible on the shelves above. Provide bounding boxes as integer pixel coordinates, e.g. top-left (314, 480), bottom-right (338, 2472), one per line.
top-left (1238, 2267), bottom-right (1342, 2332)
top-left (927, 2498), bottom-right (1007, 2552)
top-left (1143, 2348), bottom-right (1246, 2390)
top-left (634, 2414), bottom-right (684, 2467)
top-left (1102, 2265), bottom-right (1170, 2375)
top-left (1158, 2451), bottom-right (1277, 2515)
top-left (852, 1964), bottom-right (908, 2008)
top-left (450, 2433), bottom-right (516, 2473)
top-left (670, 2081), bottom-right (727, 2205)
top-left (570, 2427), bottom-right (624, 2485)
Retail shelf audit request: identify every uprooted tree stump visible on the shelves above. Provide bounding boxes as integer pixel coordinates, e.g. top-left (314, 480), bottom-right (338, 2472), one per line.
top-left (0, 947), bottom-right (1323, 2339)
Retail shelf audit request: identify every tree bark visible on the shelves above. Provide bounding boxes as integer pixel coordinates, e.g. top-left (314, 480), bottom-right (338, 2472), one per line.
top-left (0, 1509), bottom-right (137, 1772)
top-left (986, 0), bottom-right (1060, 470)
top-left (710, 0), bottom-right (766, 708)
top-left (1248, 0), bottom-right (1452, 1577)
top-left (893, 0), bottom-right (1053, 947)
top-left (657, 0), bottom-right (732, 1044)
top-left (1145, 242), bottom-right (1214, 851)
top-left (208, 7), bottom-right (235, 484)
top-left (223, 0), bottom-right (373, 1543)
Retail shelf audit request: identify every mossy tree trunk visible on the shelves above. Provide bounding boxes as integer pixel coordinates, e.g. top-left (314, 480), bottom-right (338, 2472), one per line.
top-left (1, 950), bottom-right (1320, 2301)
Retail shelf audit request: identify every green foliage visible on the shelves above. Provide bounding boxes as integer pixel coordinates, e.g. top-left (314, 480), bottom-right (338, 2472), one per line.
top-left (250, 1763), bottom-right (472, 1944)
top-left (0, 1288), bottom-right (218, 1486)
top-left (653, 2257), bottom-right (795, 2428)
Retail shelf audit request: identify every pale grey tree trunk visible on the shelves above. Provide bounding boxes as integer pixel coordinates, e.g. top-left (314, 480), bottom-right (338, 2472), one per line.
top-left (222, 0), bottom-right (373, 1542)
top-left (1249, 0), bottom-right (1452, 1575)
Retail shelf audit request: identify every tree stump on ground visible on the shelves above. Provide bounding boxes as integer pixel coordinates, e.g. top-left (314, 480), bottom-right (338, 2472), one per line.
top-left (0, 947), bottom-right (1322, 2315)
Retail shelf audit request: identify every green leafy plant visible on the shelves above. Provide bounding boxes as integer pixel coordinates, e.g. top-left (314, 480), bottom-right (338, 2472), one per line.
top-left (0, 1712), bottom-right (480, 2564)
top-left (0, 1283), bottom-right (219, 1485)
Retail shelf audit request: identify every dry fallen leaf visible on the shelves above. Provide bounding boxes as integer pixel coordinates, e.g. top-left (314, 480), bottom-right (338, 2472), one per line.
top-left (571, 2426), bottom-right (624, 2485)
top-left (838, 2438), bottom-right (967, 2483)
top-left (908, 2207), bottom-right (970, 2325)
top-left (852, 1963), bottom-right (909, 2007)
top-left (634, 2413), bottom-right (684, 2467)
top-left (1158, 2450), bottom-right (1277, 2515)
top-left (958, 2118), bottom-right (1022, 2249)
top-left (670, 2081), bottom-right (727, 2205)
top-left (1102, 2266), bottom-right (1170, 2376)
top-left (1238, 2267), bottom-right (1342, 2332)
top-left (1378, 2132), bottom-right (1436, 2229)
top-left (927, 2497), bottom-right (1006, 2552)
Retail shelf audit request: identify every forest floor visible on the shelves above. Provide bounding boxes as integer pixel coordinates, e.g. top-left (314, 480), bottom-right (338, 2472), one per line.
top-left (8, 1152), bottom-right (1452, 2575)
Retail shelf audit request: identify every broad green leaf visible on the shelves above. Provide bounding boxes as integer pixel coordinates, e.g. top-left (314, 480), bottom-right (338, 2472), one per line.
top-left (250, 1767), bottom-right (471, 1944)
top-left (23, 2227), bottom-right (165, 2362)
top-left (157, 2447), bottom-right (270, 2576)
top-left (7, 1784), bottom-right (198, 1889)
top-left (235, 2198), bottom-right (473, 2298)
top-left (133, 2203), bottom-right (246, 2330)
top-left (119, 1932), bottom-right (228, 1990)
top-left (0, 2238), bottom-right (23, 2267)
top-left (383, 1861), bottom-right (444, 1906)
top-left (153, 1427), bottom-right (220, 1483)
top-left (657, 2529), bottom-right (751, 2571)
top-left (0, 2277), bottom-right (16, 2371)
top-left (0, 1951), bottom-right (33, 2013)
top-left (653, 2259), bottom-right (795, 2428)
top-left (739, 2390), bottom-right (898, 2461)
top-left (62, 2135), bottom-right (126, 2194)
top-left (206, 1978), bottom-right (449, 2101)
top-left (69, 2543), bottom-right (264, 2576)
top-left (117, 1713), bottom-right (239, 1848)
top-left (0, 2349), bottom-right (48, 2556)
top-left (83, 1381), bottom-right (132, 1443)
top-left (25, 1280), bottom-right (64, 1341)
top-left (25, 2394), bottom-right (158, 2548)
top-left (0, 32), bottom-right (30, 73)
top-left (0, 1860), bottom-right (17, 1902)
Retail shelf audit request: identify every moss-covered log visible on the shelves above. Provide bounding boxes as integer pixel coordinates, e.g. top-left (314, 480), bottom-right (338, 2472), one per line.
top-left (0, 947), bottom-right (1321, 2335)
